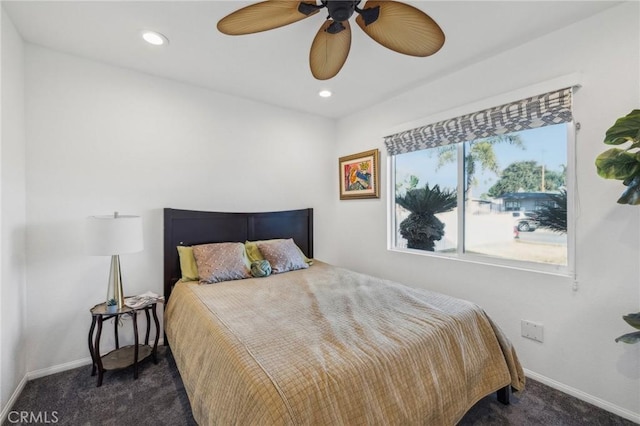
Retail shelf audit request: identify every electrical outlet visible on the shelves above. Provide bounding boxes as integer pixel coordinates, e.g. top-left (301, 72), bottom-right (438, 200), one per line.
top-left (521, 320), bottom-right (544, 343)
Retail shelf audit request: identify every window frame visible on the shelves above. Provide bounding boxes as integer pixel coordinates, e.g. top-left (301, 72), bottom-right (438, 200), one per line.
top-left (386, 78), bottom-right (579, 277)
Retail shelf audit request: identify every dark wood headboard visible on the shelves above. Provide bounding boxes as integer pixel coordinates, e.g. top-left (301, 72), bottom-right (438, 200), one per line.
top-left (163, 208), bottom-right (314, 303)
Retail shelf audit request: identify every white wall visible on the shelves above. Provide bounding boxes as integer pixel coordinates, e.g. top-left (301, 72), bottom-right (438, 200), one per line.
top-left (23, 45), bottom-right (336, 372)
top-left (0, 7), bottom-right (27, 416)
top-left (331, 2), bottom-right (640, 421)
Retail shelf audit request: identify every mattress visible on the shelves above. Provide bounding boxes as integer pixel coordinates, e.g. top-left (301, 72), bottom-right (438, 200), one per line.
top-left (165, 261), bottom-right (525, 425)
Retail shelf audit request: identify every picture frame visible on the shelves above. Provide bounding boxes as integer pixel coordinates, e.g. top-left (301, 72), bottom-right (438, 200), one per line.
top-left (338, 149), bottom-right (380, 200)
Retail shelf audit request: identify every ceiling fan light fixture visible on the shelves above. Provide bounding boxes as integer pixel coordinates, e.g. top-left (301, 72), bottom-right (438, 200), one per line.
top-left (141, 31), bottom-right (169, 46)
top-left (318, 90), bottom-right (332, 98)
top-left (217, 0), bottom-right (445, 80)
top-left (325, 1), bottom-right (358, 22)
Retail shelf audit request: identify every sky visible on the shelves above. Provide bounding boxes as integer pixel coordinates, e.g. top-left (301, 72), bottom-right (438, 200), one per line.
top-left (395, 123), bottom-right (569, 196)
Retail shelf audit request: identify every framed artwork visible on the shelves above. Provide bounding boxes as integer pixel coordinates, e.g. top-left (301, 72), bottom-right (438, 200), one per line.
top-left (338, 149), bottom-right (380, 200)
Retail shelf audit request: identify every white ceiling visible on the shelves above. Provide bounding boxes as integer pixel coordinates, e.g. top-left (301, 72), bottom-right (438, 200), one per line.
top-left (3, 1), bottom-right (621, 119)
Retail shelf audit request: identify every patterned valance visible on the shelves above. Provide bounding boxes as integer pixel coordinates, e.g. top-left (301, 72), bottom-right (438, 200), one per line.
top-left (384, 87), bottom-right (573, 156)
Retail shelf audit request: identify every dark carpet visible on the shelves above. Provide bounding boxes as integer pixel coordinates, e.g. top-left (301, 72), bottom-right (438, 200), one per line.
top-left (4, 346), bottom-right (635, 425)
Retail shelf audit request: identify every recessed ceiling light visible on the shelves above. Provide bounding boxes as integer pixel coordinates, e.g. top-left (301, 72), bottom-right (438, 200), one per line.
top-left (318, 90), bottom-right (332, 98)
top-left (142, 31), bottom-right (169, 46)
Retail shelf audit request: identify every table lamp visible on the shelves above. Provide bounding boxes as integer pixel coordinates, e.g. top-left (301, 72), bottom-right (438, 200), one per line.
top-left (85, 212), bottom-right (143, 309)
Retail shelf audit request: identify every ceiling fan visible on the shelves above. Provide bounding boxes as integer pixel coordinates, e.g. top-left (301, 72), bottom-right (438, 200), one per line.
top-left (217, 0), bottom-right (445, 80)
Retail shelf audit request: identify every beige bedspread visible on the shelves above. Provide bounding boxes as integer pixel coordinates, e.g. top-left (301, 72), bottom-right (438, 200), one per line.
top-left (165, 261), bottom-right (525, 425)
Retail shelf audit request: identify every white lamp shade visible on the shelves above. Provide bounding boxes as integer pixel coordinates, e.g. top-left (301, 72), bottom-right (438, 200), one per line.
top-left (85, 214), bottom-right (143, 255)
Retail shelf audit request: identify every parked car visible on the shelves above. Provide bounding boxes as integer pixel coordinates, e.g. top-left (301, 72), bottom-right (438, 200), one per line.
top-left (512, 211), bottom-right (540, 232)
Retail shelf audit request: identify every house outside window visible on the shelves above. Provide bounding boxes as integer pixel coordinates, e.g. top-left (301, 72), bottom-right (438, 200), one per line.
top-left (501, 192), bottom-right (561, 212)
top-left (386, 88), bottom-right (574, 274)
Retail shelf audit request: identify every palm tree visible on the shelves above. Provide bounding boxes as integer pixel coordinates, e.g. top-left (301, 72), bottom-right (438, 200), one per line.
top-left (396, 183), bottom-right (457, 251)
top-left (536, 189), bottom-right (567, 233)
top-left (436, 135), bottom-right (524, 198)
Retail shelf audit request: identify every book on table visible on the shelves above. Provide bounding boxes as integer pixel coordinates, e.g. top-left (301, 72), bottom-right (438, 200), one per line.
top-left (125, 291), bottom-right (164, 309)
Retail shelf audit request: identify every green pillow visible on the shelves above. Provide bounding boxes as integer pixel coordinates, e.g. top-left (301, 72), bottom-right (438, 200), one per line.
top-left (245, 241), bottom-right (264, 263)
top-left (177, 246), bottom-right (199, 282)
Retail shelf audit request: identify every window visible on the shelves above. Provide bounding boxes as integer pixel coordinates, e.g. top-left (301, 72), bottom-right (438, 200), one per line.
top-left (504, 200), bottom-right (521, 211)
top-left (387, 88), bottom-right (573, 273)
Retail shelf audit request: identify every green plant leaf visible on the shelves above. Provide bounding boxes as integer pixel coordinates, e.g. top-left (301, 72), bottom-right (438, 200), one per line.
top-left (595, 148), bottom-right (640, 180)
top-left (623, 312), bottom-right (640, 330)
top-left (604, 109), bottom-right (640, 145)
top-left (618, 176), bottom-right (640, 205)
top-left (615, 331), bottom-right (640, 344)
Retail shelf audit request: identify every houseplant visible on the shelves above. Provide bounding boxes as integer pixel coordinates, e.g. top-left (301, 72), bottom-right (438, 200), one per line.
top-left (595, 109), bottom-right (640, 204)
top-left (615, 313), bottom-right (640, 344)
top-left (596, 110), bottom-right (640, 344)
top-left (106, 298), bottom-right (118, 313)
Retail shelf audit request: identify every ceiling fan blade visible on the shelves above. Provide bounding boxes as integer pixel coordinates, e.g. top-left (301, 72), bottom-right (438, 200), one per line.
top-left (355, 1), bottom-right (444, 57)
top-left (218, 1), bottom-right (320, 35)
top-left (309, 20), bottom-right (352, 80)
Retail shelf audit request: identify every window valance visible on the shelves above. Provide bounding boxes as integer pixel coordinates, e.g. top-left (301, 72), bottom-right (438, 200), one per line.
top-left (384, 87), bottom-right (573, 156)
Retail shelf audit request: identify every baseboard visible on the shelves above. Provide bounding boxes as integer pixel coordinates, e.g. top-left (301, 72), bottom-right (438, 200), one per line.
top-left (26, 338), bottom-right (166, 381)
top-left (0, 358), bottom-right (92, 422)
top-left (0, 375), bottom-right (28, 424)
top-left (524, 369), bottom-right (640, 424)
top-left (26, 357), bottom-right (93, 381)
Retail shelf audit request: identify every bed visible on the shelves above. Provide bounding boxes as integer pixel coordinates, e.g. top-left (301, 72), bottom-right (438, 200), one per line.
top-left (163, 208), bottom-right (525, 425)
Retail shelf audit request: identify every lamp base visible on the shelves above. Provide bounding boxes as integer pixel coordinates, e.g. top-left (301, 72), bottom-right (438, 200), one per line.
top-left (106, 255), bottom-right (125, 309)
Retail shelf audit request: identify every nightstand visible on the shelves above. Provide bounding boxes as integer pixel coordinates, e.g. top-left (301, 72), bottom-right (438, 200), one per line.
top-left (88, 300), bottom-right (160, 387)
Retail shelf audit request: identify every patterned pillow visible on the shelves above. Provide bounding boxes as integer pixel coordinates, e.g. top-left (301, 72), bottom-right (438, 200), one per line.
top-left (256, 238), bottom-right (309, 274)
top-left (192, 242), bottom-right (251, 284)
top-left (245, 239), bottom-right (313, 265)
